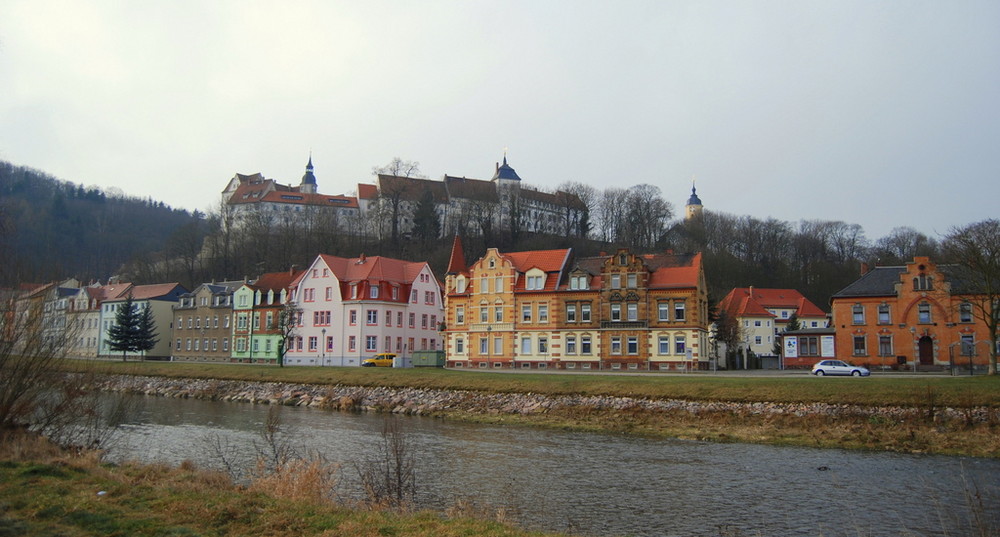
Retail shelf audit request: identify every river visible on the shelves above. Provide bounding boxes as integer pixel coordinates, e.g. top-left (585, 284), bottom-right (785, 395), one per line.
top-left (105, 394), bottom-right (999, 537)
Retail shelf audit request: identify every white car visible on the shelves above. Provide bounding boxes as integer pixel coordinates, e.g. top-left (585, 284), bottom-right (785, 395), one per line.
top-left (811, 360), bottom-right (870, 377)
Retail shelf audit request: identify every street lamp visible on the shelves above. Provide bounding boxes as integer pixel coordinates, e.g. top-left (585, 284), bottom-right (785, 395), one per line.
top-left (321, 328), bottom-right (326, 366)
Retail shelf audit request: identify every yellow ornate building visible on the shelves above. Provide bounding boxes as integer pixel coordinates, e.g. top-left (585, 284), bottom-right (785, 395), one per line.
top-left (443, 237), bottom-right (709, 370)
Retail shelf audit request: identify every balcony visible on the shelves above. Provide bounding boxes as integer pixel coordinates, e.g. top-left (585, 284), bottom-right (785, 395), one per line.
top-left (601, 320), bottom-right (648, 329)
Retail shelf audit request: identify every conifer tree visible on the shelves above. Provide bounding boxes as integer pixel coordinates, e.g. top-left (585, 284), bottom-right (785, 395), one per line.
top-left (134, 304), bottom-right (159, 358)
top-left (107, 294), bottom-right (138, 361)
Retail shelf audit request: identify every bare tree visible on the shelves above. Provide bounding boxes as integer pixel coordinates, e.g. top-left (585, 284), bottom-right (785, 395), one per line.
top-left (556, 181), bottom-right (596, 239)
top-left (871, 226), bottom-right (940, 264)
top-left (372, 158), bottom-right (426, 247)
top-left (277, 302), bottom-right (302, 368)
top-left (354, 418), bottom-right (416, 509)
top-left (943, 219), bottom-right (1000, 375)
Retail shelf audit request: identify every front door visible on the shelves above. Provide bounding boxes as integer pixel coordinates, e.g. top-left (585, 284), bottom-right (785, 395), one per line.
top-left (918, 336), bottom-right (934, 365)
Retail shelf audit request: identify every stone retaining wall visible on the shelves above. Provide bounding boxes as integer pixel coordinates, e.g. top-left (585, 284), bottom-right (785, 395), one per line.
top-left (90, 375), bottom-right (999, 424)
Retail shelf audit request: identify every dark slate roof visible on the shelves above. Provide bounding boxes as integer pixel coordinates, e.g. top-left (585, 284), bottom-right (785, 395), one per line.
top-left (444, 175), bottom-right (499, 203)
top-left (492, 155), bottom-right (522, 181)
top-left (301, 156), bottom-right (317, 185)
top-left (831, 266), bottom-right (905, 298)
top-left (687, 185), bottom-right (702, 206)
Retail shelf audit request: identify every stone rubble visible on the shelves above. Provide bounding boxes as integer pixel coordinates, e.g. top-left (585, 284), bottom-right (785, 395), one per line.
top-left (85, 374), bottom-right (1000, 425)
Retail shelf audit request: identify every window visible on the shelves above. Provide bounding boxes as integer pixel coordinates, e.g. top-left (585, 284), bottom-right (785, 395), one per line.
top-left (538, 304), bottom-right (548, 323)
top-left (237, 313), bottom-right (247, 330)
top-left (570, 275), bottom-right (588, 290)
top-left (878, 304), bottom-right (890, 325)
top-left (853, 336), bottom-right (867, 356)
top-left (959, 302), bottom-right (973, 323)
top-left (495, 276), bottom-right (503, 293)
top-left (425, 291), bottom-right (435, 305)
top-left (566, 336), bottom-right (577, 354)
top-left (581, 303), bottom-right (591, 322)
top-left (619, 253), bottom-right (627, 265)
top-left (224, 315), bottom-right (230, 328)
top-left (175, 338), bottom-right (181, 351)
top-left (627, 273), bottom-right (637, 288)
top-left (349, 336), bottom-right (357, 352)
top-left (422, 314), bottom-right (428, 329)
top-left (800, 336), bottom-right (817, 356)
top-left (411, 290), bottom-right (417, 303)
top-left (303, 288), bottom-right (315, 302)
top-left (493, 337), bottom-right (501, 355)
top-left (674, 335), bottom-right (686, 355)
top-left (213, 315), bottom-right (219, 328)
top-left (252, 313), bottom-right (260, 330)
top-left (610, 274), bottom-right (621, 289)
top-left (308, 337), bottom-right (317, 352)
top-left (222, 338), bottom-right (229, 351)
top-left (674, 301), bottom-right (686, 321)
top-left (754, 336), bottom-right (762, 345)
top-left (480, 307), bottom-right (488, 323)
top-left (494, 305), bottom-right (503, 322)
top-left (538, 337), bottom-right (548, 354)
top-left (961, 334), bottom-right (975, 356)
top-left (521, 337), bottom-right (531, 354)
top-left (658, 335), bottom-right (669, 354)
top-left (852, 304), bottom-right (865, 324)
top-left (235, 339), bottom-right (244, 352)
top-left (456, 307), bottom-right (465, 325)
top-left (456, 338), bottom-right (464, 354)
top-left (480, 337), bottom-right (489, 355)
top-left (610, 337), bottom-right (622, 354)
top-left (627, 337), bottom-right (638, 355)
top-left (397, 312), bottom-right (403, 326)
top-left (627, 303), bottom-right (638, 322)
top-left (878, 336), bottom-right (893, 357)
top-left (349, 310), bottom-right (357, 325)
top-left (918, 302), bottom-right (931, 324)
top-left (522, 304), bottom-right (532, 322)
top-left (251, 338), bottom-right (259, 352)
top-left (365, 336), bottom-right (377, 352)
top-left (326, 337), bottom-right (333, 352)
top-left (526, 275), bottom-right (544, 290)
top-left (392, 287), bottom-right (398, 300)
top-left (913, 274), bottom-right (933, 291)
top-left (581, 336), bottom-right (592, 354)
top-left (370, 285), bottom-right (379, 299)
top-left (409, 313), bottom-right (415, 328)
top-left (481, 277), bottom-right (489, 294)
top-left (326, 287), bottom-right (333, 301)
top-left (566, 304), bottom-right (577, 322)
top-left (366, 310), bottom-right (378, 325)
top-left (456, 277), bottom-right (466, 293)
top-left (610, 303), bottom-right (621, 321)
top-left (658, 302), bottom-right (669, 322)
top-left (385, 310), bottom-right (392, 326)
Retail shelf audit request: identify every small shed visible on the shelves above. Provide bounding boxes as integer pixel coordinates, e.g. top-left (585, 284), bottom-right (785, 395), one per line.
top-left (411, 350), bottom-right (446, 367)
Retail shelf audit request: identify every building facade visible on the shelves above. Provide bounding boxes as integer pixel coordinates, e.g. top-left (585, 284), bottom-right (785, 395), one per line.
top-left (98, 283), bottom-right (187, 360)
top-left (172, 281), bottom-right (243, 363)
top-left (229, 270), bottom-right (302, 365)
top-left (831, 256), bottom-right (994, 371)
top-left (716, 287), bottom-right (828, 359)
top-left (443, 238), bottom-right (710, 370)
top-left (284, 253), bottom-right (444, 366)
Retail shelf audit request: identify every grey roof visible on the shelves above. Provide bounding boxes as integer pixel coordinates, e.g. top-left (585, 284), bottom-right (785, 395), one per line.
top-left (832, 266), bottom-right (905, 298)
top-left (833, 263), bottom-right (977, 298)
top-left (687, 185), bottom-right (702, 206)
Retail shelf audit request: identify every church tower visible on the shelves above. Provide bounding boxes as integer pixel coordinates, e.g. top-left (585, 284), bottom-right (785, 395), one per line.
top-left (685, 182), bottom-right (703, 220)
top-left (300, 154), bottom-right (317, 194)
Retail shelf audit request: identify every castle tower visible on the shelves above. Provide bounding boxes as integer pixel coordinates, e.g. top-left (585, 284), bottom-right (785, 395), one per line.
top-left (685, 182), bottom-right (703, 220)
top-left (491, 151), bottom-right (522, 189)
top-left (300, 154), bottom-right (317, 194)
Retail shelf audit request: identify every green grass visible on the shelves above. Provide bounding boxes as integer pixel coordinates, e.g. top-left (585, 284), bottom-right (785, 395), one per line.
top-left (78, 359), bottom-right (1000, 408)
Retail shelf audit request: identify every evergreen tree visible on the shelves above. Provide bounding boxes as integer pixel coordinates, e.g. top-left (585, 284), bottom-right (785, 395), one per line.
top-left (134, 304), bottom-right (159, 357)
top-left (107, 295), bottom-right (138, 361)
top-left (411, 188), bottom-right (440, 245)
top-left (786, 313), bottom-right (802, 332)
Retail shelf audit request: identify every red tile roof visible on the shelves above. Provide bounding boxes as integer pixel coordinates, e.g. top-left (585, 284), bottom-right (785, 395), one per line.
top-left (253, 270), bottom-right (303, 292)
top-left (318, 254), bottom-right (429, 284)
top-left (357, 183), bottom-right (378, 200)
top-left (446, 235), bottom-right (467, 275)
top-left (122, 283), bottom-right (184, 300)
top-left (717, 287), bottom-right (827, 319)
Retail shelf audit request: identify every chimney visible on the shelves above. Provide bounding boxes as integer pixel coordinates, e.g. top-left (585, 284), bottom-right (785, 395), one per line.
top-left (860, 262), bottom-right (870, 275)
top-left (290, 264), bottom-right (298, 275)
top-left (495, 162), bottom-right (500, 172)
top-left (749, 285), bottom-right (754, 297)
top-left (357, 253), bottom-right (366, 264)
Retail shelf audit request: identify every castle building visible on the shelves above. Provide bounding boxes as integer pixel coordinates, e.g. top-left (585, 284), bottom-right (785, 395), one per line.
top-left (685, 182), bottom-right (703, 220)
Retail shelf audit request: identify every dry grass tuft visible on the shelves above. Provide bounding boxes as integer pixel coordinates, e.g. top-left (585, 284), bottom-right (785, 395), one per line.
top-left (248, 457), bottom-right (340, 504)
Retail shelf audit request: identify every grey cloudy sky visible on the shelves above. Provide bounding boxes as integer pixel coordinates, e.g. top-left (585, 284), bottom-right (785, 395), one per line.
top-left (2, 1), bottom-right (997, 241)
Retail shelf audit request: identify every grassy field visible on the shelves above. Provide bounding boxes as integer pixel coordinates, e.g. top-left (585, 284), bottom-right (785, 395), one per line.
top-left (82, 359), bottom-right (1000, 408)
top-left (0, 433), bottom-right (566, 537)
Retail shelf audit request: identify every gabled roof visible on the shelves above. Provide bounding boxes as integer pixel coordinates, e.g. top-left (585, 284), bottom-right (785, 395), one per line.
top-left (718, 287), bottom-right (827, 319)
top-left (444, 175), bottom-right (499, 203)
top-left (316, 254), bottom-right (430, 285)
top-left (109, 283), bottom-right (187, 301)
top-left (357, 183), bottom-right (379, 200)
top-left (446, 235), bottom-right (467, 275)
top-left (376, 175), bottom-right (450, 203)
top-left (831, 266), bottom-right (907, 298)
top-left (500, 249), bottom-right (572, 293)
top-left (570, 251), bottom-right (702, 290)
top-left (253, 270), bottom-right (303, 292)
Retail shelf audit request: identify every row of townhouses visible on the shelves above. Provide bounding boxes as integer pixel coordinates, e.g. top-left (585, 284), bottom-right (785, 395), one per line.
top-left (8, 248), bottom-right (997, 371)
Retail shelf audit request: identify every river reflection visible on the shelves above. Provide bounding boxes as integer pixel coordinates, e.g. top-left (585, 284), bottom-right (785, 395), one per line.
top-left (108, 395), bottom-right (999, 537)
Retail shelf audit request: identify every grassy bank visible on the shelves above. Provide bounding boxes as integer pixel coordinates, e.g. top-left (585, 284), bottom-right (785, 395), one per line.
top-left (0, 433), bottom-right (566, 537)
top-left (77, 360), bottom-right (1000, 457)
top-left (86, 360), bottom-right (1000, 407)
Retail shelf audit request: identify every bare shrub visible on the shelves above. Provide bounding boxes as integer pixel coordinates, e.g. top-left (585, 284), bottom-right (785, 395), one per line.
top-left (354, 418), bottom-right (416, 510)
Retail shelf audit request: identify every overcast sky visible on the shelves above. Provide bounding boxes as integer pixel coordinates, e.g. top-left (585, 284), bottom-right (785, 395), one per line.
top-left (2, 1), bottom-right (997, 241)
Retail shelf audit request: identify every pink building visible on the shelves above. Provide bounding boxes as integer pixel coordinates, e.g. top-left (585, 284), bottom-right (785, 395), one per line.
top-left (285, 253), bottom-right (444, 366)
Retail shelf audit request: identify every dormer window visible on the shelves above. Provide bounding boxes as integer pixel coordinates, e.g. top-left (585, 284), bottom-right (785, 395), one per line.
top-left (370, 285), bottom-right (379, 299)
top-left (525, 271), bottom-right (545, 290)
top-left (619, 253), bottom-right (627, 265)
top-left (570, 275), bottom-right (588, 290)
top-left (455, 276), bottom-right (466, 294)
top-left (488, 258), bottom-right (496, 268)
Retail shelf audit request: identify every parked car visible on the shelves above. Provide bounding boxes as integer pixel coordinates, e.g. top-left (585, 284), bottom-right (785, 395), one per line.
top-left (811, 359), bottom-right (870, 377)
top-left (361, 353), bottom-right (396, 367)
